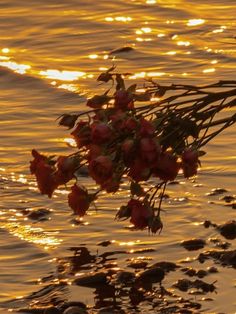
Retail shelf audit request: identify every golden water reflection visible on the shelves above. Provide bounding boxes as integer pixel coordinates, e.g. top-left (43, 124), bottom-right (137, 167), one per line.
top-left (2, 222), bottom-right (62, 250)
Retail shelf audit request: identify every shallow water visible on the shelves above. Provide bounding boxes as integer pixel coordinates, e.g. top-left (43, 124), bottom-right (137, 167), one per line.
top-left (0, 0), bottom-right (236, 313)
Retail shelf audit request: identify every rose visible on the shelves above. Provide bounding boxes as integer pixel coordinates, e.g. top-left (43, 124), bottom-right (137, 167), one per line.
top-left (114, 90), bottom-right (134, 110)
top-left (181, 149), bottom-right (199, 178)
top-left (71, 121), bottom-right (91, 148)
top-left (35, 161), bottom-right (58, 197)
top-left (139, 117), bottom-right (155, 137)
top-left (121, 116), bottom-right (139, 132)
top-left (30, 150), bottom-right (58, 197)
top-left (128, 158), bottom-right (151, 182)
top-left (89, 155), bottom-right (113, 185)
top-left (68, 184), bottom-right (91, 216)
top-left (91, 122), bottom-right (113, 144)
top-left (30, 149), bottom-right (47, 174)
top-left (121, 139), bottom-right (137, 166)
top-left (55, 155), bottom-right (78, 185)
top-left (128, 199), bottom-right (151, 229)
top-left (153, 152), bottom-right (180, 181)
top-left (139, 137), bottom-right (161, 166)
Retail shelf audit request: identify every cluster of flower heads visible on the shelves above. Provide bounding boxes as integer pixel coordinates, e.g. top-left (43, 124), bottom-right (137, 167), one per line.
top-left (30, 70), bottom-right (201, 233)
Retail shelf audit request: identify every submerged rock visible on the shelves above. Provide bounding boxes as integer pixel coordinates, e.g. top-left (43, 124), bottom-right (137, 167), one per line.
top-left (173, 278), bottom-right (216, 293)
top-left (198, 249), bottom-right (236, 267)
top-left (181, 239), bottom-right (206, 251)
top-left (150, 261), bottom-right (180, 272)
top-left (206, 188), bottom-right (228, 196)
top-left (27, 208), bottom-right (51, 221)
top-left (136, 266), bottom-right (165, 283)
top-left (217, 220), bottom-right (236, 239)
top-left (74, 271), bottom-right (108, 287)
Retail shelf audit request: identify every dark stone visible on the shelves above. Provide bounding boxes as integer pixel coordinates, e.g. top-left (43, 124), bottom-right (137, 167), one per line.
top-left (218, 220), bottom-right (236, 239)
top-left (27, 208), bottom-right (51, 220)
top-left (196, 269), bottom-right (208, 278)
top-left (151, 261), bottom-right (180, 272)
top-left (136, 267), bottom-right (165, 283)
top-left (116, 271), bottom-right (135, 284)
top-left (74, 271), bottom-right (107, 287)
top-left (198, 249), bottom-right (236, 267)
top-left (206, 188), bottom-right (228, 196)
top-left (220, 195), bottom-right (235, 203)
top-left (181, 267), bottom-right (196, 277)
top-left (181, 238), bottom-right (206, 251)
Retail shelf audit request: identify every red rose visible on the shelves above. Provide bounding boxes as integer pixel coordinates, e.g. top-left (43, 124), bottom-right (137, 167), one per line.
top-left (87, 144), bottom-right (103, 161)
top-left (30, 150), bottom-right (58, 197)
top-left (128, 199), bottom-right (151, 229)
top-left (182, 149), bottom-right (199, 164)
top-left (89, 155), bottom-right (113, 185)
top-left (139, 137), bottom-right (161, 166)
top-left (153, 152), bottom-right (180, 181)
top-left (71, 121), bottom-right (91, 148)
top-left (122, 117), bottom-right (139, 132)
top-left (128, 158), bottom-right (151, 182)
top-left (101, 177), bottom-right (120, 193)
top-left (68, 184), bottom-right (90, 216)
top-left (34, 160), bottom-right (58, 198)
top-left (30, 149), bottom-right (47, 174)
top-left (55, 155), bottom-right (77, 185)
top-left (139, 118), bottom-right (155, 137)
top-left (110, 110), bottom-right (126, 131)
top-left (181, 149), bottom-right (199, 178)
top-left (121, 139), bottom-right (136, 166)
top-left (91, 122), bottom-right (113, 144)
top-left (114, 90), bottom-right (134, 110)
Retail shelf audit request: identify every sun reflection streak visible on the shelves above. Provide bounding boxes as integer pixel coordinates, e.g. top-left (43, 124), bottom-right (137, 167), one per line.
top-left (187, 19), bottom-right (205, 27)
top-left (0, 61), bottom-right (31, 74)
top-left (39, 69), bottom-right (86, 81)
top-left (2, 223), bottom-right (62, 249)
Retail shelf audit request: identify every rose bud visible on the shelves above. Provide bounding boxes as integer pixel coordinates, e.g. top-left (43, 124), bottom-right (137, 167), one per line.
top-left (30, 149), bottom-right (47, 174)
top-left (128, 199), bottom-right (151, 229)
top-left (128, 158), bottom-right (151, 182)
top-left (110, 110), bottom-right (127, 130)
top-left (34, 160), bottom-right (58, 198)
top-left (121, 139), bottom-right (136, 166)
top-left (181, 148), bottom-right (199, 178)
top-left (68, 184), bottom-right (91, 216)
top-left (122, 117), bottom-right (139, 132)
top-left (54, 155), bottom-right (78, 185)
top-left (89, 155), bottom-right (113, 185)
top-left (91, 122), bottom-right (113, 144)
top-left (182, 149), bottom-right (199, 164)
top-left (71, 121), bottom-right (91, 148)
top-left (153, 152), bottom-right (180, 181)
top-left (139, 137), bottom-right (161, 166)
top-left (114, 90), bottom-right (134, 110)
top-left (139, 117), bottom-right (155, 137)
top-left (87, 144), bottom-right (103, 161)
